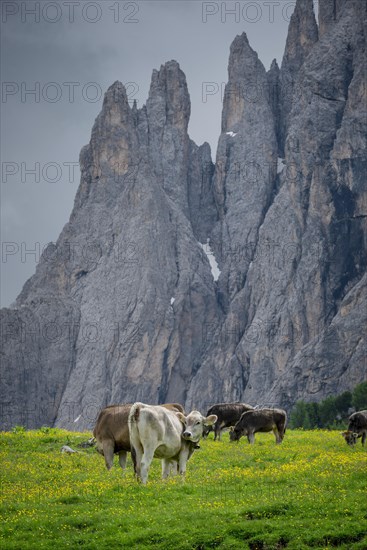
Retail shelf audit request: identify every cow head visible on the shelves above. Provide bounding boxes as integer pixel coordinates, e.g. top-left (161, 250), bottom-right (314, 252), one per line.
top-left (341, 430), bottom-right (359, 446)
top-left (176, 411), bottom-right (217, 443)
top-left (229, 424), bottom-right (244, 442)
top-left (202, 424), bottom-right (214, 439)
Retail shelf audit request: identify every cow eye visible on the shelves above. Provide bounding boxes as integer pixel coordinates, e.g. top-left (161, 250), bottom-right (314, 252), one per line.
top-left (195, 421), bottom-right (201, 426)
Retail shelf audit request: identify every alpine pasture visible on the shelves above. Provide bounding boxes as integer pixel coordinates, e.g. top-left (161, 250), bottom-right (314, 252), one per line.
top-left (1, 428), bottom-right (366, 549)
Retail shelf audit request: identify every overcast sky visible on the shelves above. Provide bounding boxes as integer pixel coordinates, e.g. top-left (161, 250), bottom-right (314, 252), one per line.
top-left (1, 0), bottom-right (320, 307)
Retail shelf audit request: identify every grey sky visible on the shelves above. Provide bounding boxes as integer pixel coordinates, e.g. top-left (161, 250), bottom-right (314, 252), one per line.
top-left (1, 0), bottom-right (319, 307)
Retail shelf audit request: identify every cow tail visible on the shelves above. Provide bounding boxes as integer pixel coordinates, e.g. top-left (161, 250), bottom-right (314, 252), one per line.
top-left (128, 402), bottom-right (141, 432)
top-left (128, 402), bottom-right (143, 450)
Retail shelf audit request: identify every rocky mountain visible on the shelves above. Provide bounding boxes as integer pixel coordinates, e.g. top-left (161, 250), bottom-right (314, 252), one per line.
top-left (1, 0), bottom-right (366, 430)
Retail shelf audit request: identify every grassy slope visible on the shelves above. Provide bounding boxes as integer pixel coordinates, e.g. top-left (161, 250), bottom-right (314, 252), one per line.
top-left (0, 429), bottom-right (366, 549)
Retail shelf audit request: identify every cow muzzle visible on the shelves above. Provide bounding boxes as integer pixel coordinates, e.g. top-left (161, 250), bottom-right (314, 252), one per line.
top-left (182, 431), bottom-right (192, 440)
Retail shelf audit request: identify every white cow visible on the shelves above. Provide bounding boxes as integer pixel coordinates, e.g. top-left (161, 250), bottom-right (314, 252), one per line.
top-left (128, 402), bottom-right (217, 484)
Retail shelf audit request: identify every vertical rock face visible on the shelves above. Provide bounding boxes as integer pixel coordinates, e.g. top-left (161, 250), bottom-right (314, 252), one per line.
top-left (186, 0), bottom-right (366, 410)
top-left (279, 0), bottom-right (318, 154)
top-left (267, 59), bottom-right (281, 154)
top-left (318, 0), bottom-right (348, 38)
top-left (211, 32), bottom-right (278, 307)
top-left (146, 61), bottom-right (191, 214)
top-left (187, 140), bottom-right (217, 243)
top-left (1, 1), bottom-right (366, 429)
top-left (1, 62), bottom-right (219, 430)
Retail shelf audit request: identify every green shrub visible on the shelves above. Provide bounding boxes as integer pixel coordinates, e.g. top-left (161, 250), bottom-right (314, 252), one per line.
top-left (352, 382), bottom-right (367, 410)
top-left (290, 383), bottom-right (366, 429)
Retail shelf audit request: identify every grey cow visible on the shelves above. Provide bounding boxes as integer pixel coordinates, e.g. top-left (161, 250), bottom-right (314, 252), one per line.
top-left (203, 402), bottom-right (254, 441)
top-left (342, 410), bottom-right (367, 446)
top-left (230, 408), bottom-right (287, 444)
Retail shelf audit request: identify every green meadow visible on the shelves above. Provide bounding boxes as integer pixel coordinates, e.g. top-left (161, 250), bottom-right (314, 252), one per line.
top-left (1, 428), bottom-right (366, 549)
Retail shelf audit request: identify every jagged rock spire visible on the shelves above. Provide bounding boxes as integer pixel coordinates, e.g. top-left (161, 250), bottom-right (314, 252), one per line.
top-left (279, 0), bottom-right (318, 154)
top-left (222, 32), bottom-right (267, 132)
top-left (146, 60), bottom-right (192, 213)
top-left (147, 60), bottom-right (190, 132)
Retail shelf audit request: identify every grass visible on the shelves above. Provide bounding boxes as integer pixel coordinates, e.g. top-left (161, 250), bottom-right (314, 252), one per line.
top-left (0, 428), bottom-right (366, 549)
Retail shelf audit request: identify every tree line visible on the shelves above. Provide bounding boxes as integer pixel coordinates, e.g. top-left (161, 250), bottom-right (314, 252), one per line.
top-left (289, 382), bottom-right (367, 429)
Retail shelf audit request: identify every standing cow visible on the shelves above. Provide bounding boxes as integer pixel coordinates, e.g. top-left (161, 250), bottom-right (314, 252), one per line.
top-left (128, 402), bottom-right (217, 484)
top-left (342, 410), bottom-right (367, 446)
top-left (230, 408), bottom-right (287, 444)
top-left (93, 403), bottom-right (184, 471)
top-left (203, 402), bottom-right (254, 441)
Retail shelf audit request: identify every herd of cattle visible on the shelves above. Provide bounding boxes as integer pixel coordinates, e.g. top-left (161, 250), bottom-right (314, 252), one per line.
top-left (92, 401), bottom-right (367, 484)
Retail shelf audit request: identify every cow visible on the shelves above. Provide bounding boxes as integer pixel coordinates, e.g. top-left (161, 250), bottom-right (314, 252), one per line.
top-left (342, 410), bottom-right (367, 447)
top-left (203, 402), bottom-right (254, 441)
top-left (128, 402), bottom-right (217, 484)
top-left (230, 408), bottom-right (287, 444)
top-left (93, 402), bottom-right (185, 471)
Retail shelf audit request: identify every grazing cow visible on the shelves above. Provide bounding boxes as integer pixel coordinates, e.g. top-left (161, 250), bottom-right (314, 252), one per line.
top-left (342, 410), bottom-right (367, 446)
top-left (128, 402), bottom-right (217, 484)
top-left (93, 402), bottom-right (185, 470)
top-left (230, 408), bottom-right (287, 444)
top-left (203, 402), bottom-right (254, 441)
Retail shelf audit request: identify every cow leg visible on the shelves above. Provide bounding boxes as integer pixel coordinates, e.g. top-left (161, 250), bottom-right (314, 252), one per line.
top-left (162, 459), bottom-right (177, 479)
top-left (248, 432), bottom-right (255, 444)
top-left (178, 447), bottom-right (190, 476)
top-left (129, 424), bottom-right (143, 480)
top-left (95, 440), bottom-right (104, 456)
top-left (118, 451), bottom-right (127, 470)
top-left (214, 421), bottom-right (222, 441)
top-left (131, 447), bottom-right (137, 474)
top-left (140, 446), bottom-right (155, 485)
top-left (362, 432), bottom-right (366, 446)
top-left (131, 443), bottom-right (143, 480)
top-left (170, 460), bottom-right (179, 476)
top-left (278, 429), bottom-right (285, 443)
top-left (273, 428), bottom-right (281, 444)
top-left (162, 459), bottom-right (169, 479)
top-left (103, 441), bottom-right (115, 470)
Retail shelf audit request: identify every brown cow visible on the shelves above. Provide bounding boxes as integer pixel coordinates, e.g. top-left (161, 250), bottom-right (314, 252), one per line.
top-left (230, 408), bottom-right (287, 444)
top-left (342, 410), bottom-right (367, 446)
top-left (93, 402), bottom-right (185, 470)
top-left (203, 402), bottom-right (254, 440)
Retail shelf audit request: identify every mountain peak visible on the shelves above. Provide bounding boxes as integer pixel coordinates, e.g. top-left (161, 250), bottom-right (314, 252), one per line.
top-left (229, 31), bottom-right (257, 65)
top-left (148, 59), bottom-right (191, 133)
top-left (278, 0), bottom-right (318, 154)
top-left (231, 32), bottom-right (249, 47)
top-left (282, 0), bottom-right (318, 71)
top-left (270, 59), bottom-right (279, 72)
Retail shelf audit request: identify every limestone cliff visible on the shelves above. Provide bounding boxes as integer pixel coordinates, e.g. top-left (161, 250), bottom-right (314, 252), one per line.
top-left (186, 0), bottom-right (366, 410)
top-left (1, 0), bottom-right (365, 429)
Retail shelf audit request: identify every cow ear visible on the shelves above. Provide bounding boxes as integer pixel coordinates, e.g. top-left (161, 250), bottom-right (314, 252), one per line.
top-left (353, 432), bottom-right (359, 437)
top-left (176, 412), bottom-right (186, 425)
top-left (204, 414), bottom-right (217, 426)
